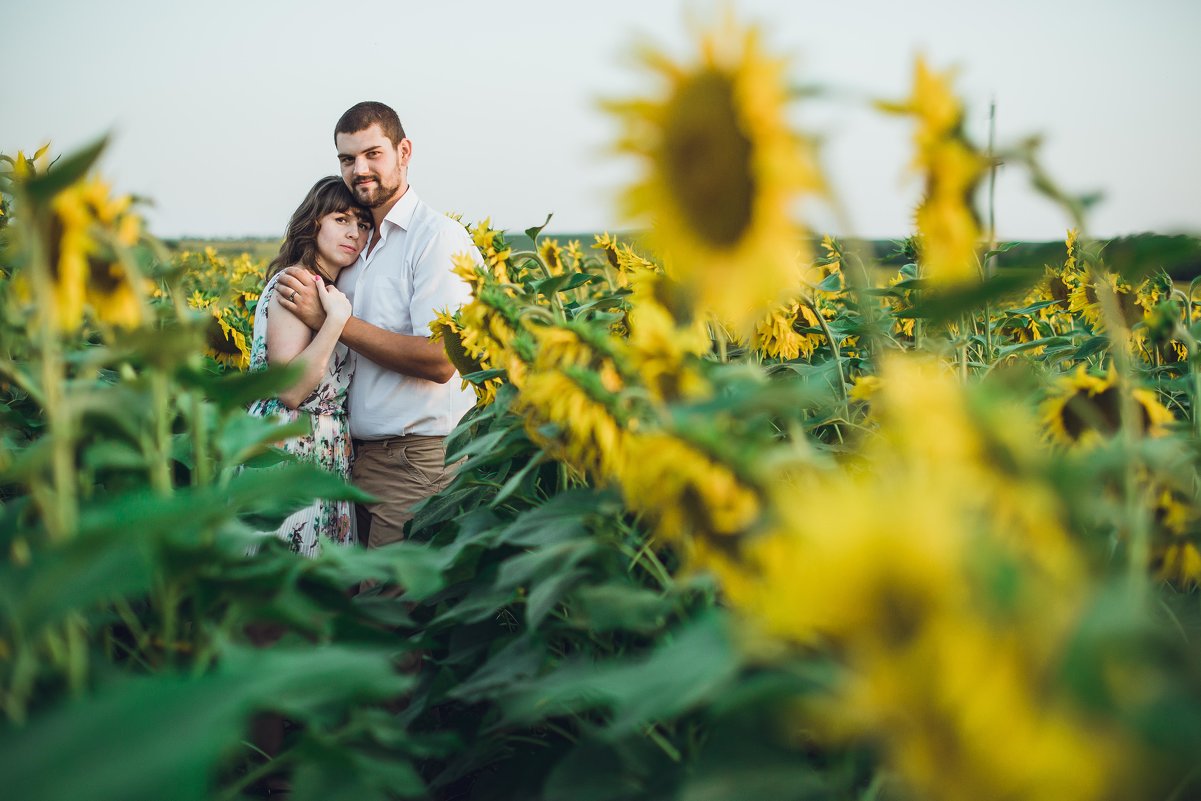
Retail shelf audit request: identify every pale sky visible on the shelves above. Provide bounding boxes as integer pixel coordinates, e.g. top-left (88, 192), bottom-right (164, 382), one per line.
top-left (5, 0), bottom-right (1199, 241)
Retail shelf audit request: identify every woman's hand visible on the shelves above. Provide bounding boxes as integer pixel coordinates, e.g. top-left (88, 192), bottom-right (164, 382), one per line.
top-left (316, 275), bottom-right (352, 328)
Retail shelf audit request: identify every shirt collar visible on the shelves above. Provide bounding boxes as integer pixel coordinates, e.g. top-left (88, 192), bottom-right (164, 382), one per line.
top-left (381, 185), bottom-right (419, 232)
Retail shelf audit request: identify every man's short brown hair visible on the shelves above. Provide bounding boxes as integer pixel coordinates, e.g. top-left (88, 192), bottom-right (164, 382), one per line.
top-left (335, 101), bottom-right (406, 146)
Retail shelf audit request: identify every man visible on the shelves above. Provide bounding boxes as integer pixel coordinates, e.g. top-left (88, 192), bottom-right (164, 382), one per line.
top-left (277, 101), bottom-right (480, 550)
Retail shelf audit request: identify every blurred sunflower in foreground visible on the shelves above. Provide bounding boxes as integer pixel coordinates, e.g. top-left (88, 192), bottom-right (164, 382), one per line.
top-left (606, 13), bottom-right (824, 331)
top-left (880, 58), bottom-right (987, 287)
top-left (709, 354), bottom-right (1122, 801)
top-left (3, 151), bottom-right (149, 332)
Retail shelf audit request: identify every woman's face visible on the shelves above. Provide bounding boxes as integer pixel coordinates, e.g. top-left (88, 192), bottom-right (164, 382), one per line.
top-left (314, 210), bottom-right (370, 275)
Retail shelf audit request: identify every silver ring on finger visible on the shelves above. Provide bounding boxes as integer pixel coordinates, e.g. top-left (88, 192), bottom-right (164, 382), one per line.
top-left (289, 290), bottom-right (298, 302)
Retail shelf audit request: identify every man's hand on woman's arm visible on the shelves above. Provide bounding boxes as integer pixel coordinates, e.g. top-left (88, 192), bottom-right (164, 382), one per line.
top-left (276, 267), bottom-right (327, 330)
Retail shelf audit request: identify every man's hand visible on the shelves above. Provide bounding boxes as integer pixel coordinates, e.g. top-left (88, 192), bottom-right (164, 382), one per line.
top-left (276, 266), bottom-right (328, 331)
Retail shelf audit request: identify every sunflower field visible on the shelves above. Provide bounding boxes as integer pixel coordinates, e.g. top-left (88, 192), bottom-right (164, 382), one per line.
top-left (4, 14), bottom-right (1201, 801)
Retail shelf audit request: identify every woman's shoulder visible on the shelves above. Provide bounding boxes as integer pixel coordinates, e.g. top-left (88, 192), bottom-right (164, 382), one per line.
top-left (262, 265), bottom-right (306, 299)
top-left (262, 270), bottom-right (282, 296)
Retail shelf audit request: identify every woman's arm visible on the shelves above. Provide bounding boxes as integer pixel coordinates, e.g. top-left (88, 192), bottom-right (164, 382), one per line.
top-left (266, 276), bottom-right (352, 409)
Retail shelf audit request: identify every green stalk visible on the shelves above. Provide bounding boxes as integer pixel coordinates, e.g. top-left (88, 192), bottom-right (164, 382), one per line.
top-left (624, 538), bottom-right (674, 591)
top-left (805, 297), bottom-right (849, 419)
top-left (712, 321), bottom-right (729, 363)
top-left (512, 250), bottom-right (566, 319)
top-left (113, 597), bottom-right (153, 658)
top-left (156, 580), bottom-right (180, 669)
top-left (40, 330), bottom-right (76, 540)
top-left (26, 213), bottom-right (77, 541)
top-left (644, 723), bottom-right (682, 762)
top-left (217, 753), bottom-right (295, 801)
top-left (65, 611), bottom-right (88, 697)
top-left (149, 371), bottom-right (173, 495)
top-left (1172, 319), bottom-right (1201, 440)
top-left (958, 314), bottom-right (970, 383)
top-left (1095, 278), bottom-right (1149, 601)
top-left (190, 392), bottom-right (211, 486)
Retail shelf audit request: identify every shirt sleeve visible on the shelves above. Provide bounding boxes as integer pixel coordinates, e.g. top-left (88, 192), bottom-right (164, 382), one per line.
top-left (408, 222), bottom-right (481, 337)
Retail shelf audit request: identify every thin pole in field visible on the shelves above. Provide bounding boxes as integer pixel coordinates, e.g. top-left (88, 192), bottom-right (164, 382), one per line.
top-left (986, 96), bottom-right (998, 277)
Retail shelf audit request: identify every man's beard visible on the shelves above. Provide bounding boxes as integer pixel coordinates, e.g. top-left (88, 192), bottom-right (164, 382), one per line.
top-left (352, 174), bottom-right (400, 208)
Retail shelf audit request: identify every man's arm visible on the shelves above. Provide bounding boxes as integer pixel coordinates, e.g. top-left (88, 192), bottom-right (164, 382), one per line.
top-left (339, 317), bottom-right (455, 384)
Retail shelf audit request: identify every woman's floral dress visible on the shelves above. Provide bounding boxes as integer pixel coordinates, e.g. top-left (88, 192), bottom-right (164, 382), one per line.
top-left (247, 272), bottom-right (355, 556)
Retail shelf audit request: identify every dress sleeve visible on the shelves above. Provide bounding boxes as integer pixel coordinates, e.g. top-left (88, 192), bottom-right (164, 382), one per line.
top-left (408, 223), bottom-right (481, 337)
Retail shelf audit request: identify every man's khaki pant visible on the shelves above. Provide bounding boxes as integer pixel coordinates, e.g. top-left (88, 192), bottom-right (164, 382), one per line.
top-left (352, 434), bottom-right (456, 549)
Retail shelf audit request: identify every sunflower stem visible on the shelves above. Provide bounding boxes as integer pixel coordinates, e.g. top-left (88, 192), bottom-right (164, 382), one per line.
top-left (149, 371), bottom-right (173, 496)
top-left (805, 297), bottom-right (849, 418)
top-left (1095, 276), bottom-right (1150, 602)
top-left (958, 313), bottom-right (970, 382)
top-left (26, 204), bottom-right (78, 542)
top-left (513, 250), bottom-right (566, 320)
top-left (191, 391), bottom-right (211, 486)
top-left (713, 323), bottom-right (729, 363)
top-left (1172, 320), bottom-right (1201, 439)
top-left (846, 242), bottom-right (889, 368)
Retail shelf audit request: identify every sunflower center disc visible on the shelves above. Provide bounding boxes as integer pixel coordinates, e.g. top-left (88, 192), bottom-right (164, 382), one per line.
top-left (662, 70), bottom-right (755, 249)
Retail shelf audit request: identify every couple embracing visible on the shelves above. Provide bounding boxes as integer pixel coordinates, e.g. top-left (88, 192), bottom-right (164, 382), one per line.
top-left (247, 101), bottom-right (481, 558)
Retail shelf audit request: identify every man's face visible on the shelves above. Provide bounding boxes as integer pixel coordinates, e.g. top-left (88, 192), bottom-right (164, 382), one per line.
top-left (336, 124), bottom-right (411, 209)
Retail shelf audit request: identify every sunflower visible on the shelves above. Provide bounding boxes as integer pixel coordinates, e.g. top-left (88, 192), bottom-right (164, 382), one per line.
top-left (451, 249), bottom-right (527, 378)
top-left (815, 235), bottom-right (846, 294)
top-left (537, 238), bottom-right (565, 276)
top-left (617, 430), bottom-right (761, 544)
top-left (509, 367), bottom-right (624, 480)
top-left (711, 355), bottom-right (1113, 801)
top-left (1154, 540), bottom-right (1201, 589)
top-left (848, 374), bottom-right (882, 403)
top-left (1134, 295), bottom-right (1188, 365)
top-left (206, 310), bottom-right (250, 371)
top-left (605, 14), bottom-right (823, 331)
top-left (751, 298), bottom-right (824, 361)
top-left (622, 273), bottom-right (711, 402)
top-left (590, 233), bottom-right (658, 288)
top-left (84, 255), bottom-right (145, 329)
top-left (431, 308), bottom-right (501, 405)
top-left (592, 232), bottom-right (622, 271)
top-left (886, 268), bottom-right (918, 339)
top-left (508, 322), bottom-right (632, 465)
top-left (1042, 366), bottom-right (1174, 446)
top-left (880, 58), bottom-right (987, 287)
top-left (1146, 489), bottom-right (1201, 589)
top-left (1066, 269), bottom-right (1141, 332)
top-left (468, 218), bottom-right (514, 285)
top-left (40, 186), bottom-right (91, 330)
top-left (564, 239), bottom-right (585, 269)
top-left (451, 251), bottom-right (487, 296)
top-left (186, 289), bottom-right (213, 310)
top-left (457, 293), bottom-right (518, 376)
top-left (1017, 232), bottom-right (1084, 337)
top-left (17, 176), bottom-right (150, 331)
top-left (431, 309), bottom-right (482, 377)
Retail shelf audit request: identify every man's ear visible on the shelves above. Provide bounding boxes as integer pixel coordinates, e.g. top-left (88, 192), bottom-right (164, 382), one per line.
top-left (398, 138), bottom-right (413, 166)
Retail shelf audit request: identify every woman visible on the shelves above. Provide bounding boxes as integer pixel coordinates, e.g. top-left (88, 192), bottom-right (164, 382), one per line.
top-left (247, 176), bottom-right (371, 556)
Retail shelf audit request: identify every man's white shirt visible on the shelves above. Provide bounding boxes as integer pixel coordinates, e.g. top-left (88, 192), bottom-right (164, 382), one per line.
top-left (338, 187), bottom-right (480, 439)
